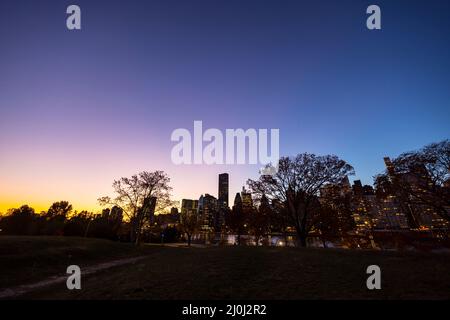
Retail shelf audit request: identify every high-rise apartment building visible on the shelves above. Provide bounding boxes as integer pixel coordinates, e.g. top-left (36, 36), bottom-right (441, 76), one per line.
top-left (218, 173), bottom-right (229, 209)
top-left (241, 187), bottom-right (253, 213)
top-left (181, 199), bottom-right (199, 216)
top-left (198, 194), bottom-right (218, 231)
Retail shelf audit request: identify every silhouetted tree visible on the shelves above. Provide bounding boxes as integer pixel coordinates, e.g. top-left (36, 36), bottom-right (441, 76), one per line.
top-left (314, 203), bottom-right (340, 248)
top-left (248, 195), bottom-right (271, 245)
top-left (375, 140), bottom-right (450, 223)
top-left (179, 210), bottom-right (200, 246)
top-left (0, 205), bottom-right (37, 235)
top-left (46, 201), bottom-right (72, 218)
top-left (226, 195), bottom-right (248, 245)
top-left (247, 154), bottom-right (354, 247)
top-left (161, 226), bottom-right (180, 243)
top-left (43, 201), bottom-right (72, 235)
top-left (98, 171), bottom-right (172, 244)
top-left (88, 206), bottom-right (123, 239)
top-left (108, 205), bottom-right (124, 236)
top-left (270, 199), bottom-right (290, 244)
top-left (320, 191), bottom-right (356, 237)
top-left (64, 210), bottom-right (92, 237)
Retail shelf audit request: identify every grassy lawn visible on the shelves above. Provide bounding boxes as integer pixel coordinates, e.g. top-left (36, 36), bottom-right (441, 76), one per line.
top-left (0, 236), bottom-right (151, 290)
top-left (1, 236), bottom-right (449, 299)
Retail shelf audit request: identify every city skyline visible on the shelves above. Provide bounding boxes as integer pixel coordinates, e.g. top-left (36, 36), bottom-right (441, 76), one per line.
top-left (1, 0), bottom-right (450, 213)
top-left (0, 147), bottom-right (443, 216)
top-left (0, 1), bottom-right (449, 304)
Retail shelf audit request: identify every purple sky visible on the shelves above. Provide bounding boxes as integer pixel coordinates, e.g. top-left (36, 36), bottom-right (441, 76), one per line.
top-left (1, 0), bottom-right (449, 212)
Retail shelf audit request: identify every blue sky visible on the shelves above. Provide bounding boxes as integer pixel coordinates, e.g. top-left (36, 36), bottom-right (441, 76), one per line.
top-left (0, 0), bottom-right (449, 211)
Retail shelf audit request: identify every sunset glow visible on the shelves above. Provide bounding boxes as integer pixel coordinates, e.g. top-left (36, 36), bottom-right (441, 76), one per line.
top-left (1, 0), bottom-right (449, 214)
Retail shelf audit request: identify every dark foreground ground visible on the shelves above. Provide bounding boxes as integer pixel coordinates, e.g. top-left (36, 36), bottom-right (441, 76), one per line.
top-left (0, 236), bottom-right (449, 299)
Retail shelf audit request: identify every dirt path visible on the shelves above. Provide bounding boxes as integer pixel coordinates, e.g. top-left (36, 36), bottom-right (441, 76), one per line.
top-left (0, 256), bottom-right (148, 299)
top-left (158, 243), bottom-right (208, 248)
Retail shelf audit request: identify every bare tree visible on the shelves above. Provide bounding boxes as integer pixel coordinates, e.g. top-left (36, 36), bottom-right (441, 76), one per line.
top-left (248, 195), bottom-right (271, 245)
top-left (247, 154), bottom-right (354, 247)
top-left (98, 171), bottom-right (172, 244)
top-left (179, 210), bottom-right (200, 246)
top-left (314, 203), bottom-right (340, 248)
top-left (226, 195), bottom-right (248, 245)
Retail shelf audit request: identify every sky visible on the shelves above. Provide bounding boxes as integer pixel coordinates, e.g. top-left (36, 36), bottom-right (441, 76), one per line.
top-left (0, 0), bottom-right (449, 213)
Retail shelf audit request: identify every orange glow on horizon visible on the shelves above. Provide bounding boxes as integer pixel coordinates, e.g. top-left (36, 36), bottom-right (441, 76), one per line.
top-left (0, 168), bottom-right (256, 215)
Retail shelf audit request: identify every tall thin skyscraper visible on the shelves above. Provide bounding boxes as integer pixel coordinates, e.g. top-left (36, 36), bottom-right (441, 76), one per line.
top-left (218, 173), bottom-right (229, 209)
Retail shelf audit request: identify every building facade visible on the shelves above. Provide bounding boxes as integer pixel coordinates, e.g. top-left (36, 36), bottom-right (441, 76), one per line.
top-left (218, 173), bottom-right (229, 209)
